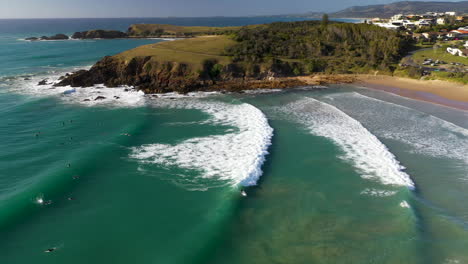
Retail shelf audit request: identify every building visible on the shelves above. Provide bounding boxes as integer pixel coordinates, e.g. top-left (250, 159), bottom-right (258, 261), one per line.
top-left (417, 19), bottom-right (433, 27)
top-left (449, 29), bottom-right (468, 38)
top-left (456, 16), bottom-right (468, 23)
top-left (402, 20), bottom-right (416, 29)
top-left (373, 23), bottom-right (401, 30)
top-left (391, 14), bottom-right (405, 21)
top-left (437, 17), bottom-right (447, 25)
top-left (445, 12), bottom-right (457, 16)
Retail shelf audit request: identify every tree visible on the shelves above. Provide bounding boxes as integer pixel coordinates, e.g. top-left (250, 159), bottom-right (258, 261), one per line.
top-left (322, 14), bottom-right (329, 28)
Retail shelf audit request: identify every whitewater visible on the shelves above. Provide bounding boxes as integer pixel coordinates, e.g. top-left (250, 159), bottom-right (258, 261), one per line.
top-left (276, 97), bottom-right (415, 188)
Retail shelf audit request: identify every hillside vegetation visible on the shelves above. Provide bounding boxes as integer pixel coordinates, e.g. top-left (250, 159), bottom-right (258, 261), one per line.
top-left (57, 21), bottom-right (413, 93)
top-left (226, 21), bottom-right (412, 74)
top-left (127, 24), bottom-right (246, 37)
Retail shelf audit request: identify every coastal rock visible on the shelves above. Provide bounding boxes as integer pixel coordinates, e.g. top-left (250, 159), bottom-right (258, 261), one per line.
top-left (38, 79), bottom-right (49, 86)
top-left (71, 30), bottom-right (128, 39)
top-left (55, 55), bottom-right (308, 93)
top-left (94, 96), bottom-right (106, 100)
top-left (26, 34), bottom-right (69, 41)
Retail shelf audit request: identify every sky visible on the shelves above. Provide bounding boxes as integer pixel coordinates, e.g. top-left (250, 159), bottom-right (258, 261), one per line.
top-left (0, 0), bottom-right (463, 18)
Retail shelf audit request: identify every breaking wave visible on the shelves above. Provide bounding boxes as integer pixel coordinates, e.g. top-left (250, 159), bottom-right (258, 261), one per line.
top-left (130, 100), bottom-right (274, 188)
top-left (276, 97), bottom-right (415, 188)
top-left (321, 92), bottom-right (468, 165)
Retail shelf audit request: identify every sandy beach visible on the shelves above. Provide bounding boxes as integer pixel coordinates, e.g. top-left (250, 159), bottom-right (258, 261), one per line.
top-left (356, 75), bottom-right (468, 110)
top-left (295, 74), bottom-right (468, 111)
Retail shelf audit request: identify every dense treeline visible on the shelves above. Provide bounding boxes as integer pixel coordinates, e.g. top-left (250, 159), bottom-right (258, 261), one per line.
top-left (225, 21), bottom-right (413, 74)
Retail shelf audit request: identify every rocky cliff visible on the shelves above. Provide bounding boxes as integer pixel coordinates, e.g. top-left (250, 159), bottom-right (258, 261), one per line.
top-left (54, 55), bottom-right (306, 93)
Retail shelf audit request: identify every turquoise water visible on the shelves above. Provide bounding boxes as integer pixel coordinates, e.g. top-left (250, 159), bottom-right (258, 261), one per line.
top-left (1, 18), bottom-right (468, 264)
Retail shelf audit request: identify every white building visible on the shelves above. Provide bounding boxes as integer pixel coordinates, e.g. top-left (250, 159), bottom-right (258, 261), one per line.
top-left (437, 18), bottom-right (447, 25)
top-left (373, 23), bottom-right (401, 30)
top-left (417, 20), bottom-right (432, 27)
top-left (445, 12), bottom-right (457, 16)
top-left (391, 14), bottom-right (405, 21)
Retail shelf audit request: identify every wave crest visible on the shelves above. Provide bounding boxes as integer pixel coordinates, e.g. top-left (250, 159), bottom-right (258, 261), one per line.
top-left (130, 101), bottom-right (273, 189)
top-left (277, 97), bottom-right (415, 188)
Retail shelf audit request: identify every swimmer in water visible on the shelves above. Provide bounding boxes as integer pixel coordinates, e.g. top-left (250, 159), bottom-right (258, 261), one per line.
top-left (44, 200), bottom-right (52, 205)
top-left (72, 175), bottom-right (80, 180)
top-left (241, 190), bottom-right (247, 197)
top-left (67, 197), bottom-right (75, 201)
top-left (67, 163), bottom-right (71, 168)
top-left (44, 247), bottom-right (56, 253)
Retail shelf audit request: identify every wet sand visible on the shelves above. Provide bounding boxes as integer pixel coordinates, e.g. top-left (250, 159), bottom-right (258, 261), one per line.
top-left (294, 74), bottom-right (468, 111)
top-left (356, 75), bottom-right (468, 111)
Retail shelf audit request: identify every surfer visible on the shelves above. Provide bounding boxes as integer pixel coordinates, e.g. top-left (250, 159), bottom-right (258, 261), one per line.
top-left (67, 197), bottom-right (75, 201)
top-left (44, 247), bottom-right (56, 253)
top-left (67, 163), bottom-right (71, 168)
top-left (72, 175), bottom-right (80, 180)
top-left (241, 190), bottom-right (247, 197)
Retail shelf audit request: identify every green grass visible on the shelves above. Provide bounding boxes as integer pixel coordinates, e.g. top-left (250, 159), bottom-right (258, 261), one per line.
top-left (427, 71), bottom-right (468, 84)
top-left (412, 46), bottom-right (468, 65)
top-left (116, 36), bottom-right (236, 69)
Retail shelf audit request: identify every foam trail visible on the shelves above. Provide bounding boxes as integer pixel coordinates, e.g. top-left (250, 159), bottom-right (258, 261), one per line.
top-left (130, 100), bottom-right (273, 188)
top-left (2, 67), bottom-right (148, 108)
top-left (278, 97), bottom-right (414, 188)
top-left (322, 92), bottom-right (468, 165)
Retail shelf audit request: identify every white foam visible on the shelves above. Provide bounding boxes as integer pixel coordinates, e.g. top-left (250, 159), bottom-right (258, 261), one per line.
top-left (400, 201), bottom-right (411, 208)
top-left (360, 188), bottom-right (397, 197)
top-left (277, 97), bottom-right (415, 188)
top-left (322, 92), bottom-right (468, 165)
top-left (130, 100), bottom-right (273, 188)
top-left (3, 68), bottom-right (147, 108)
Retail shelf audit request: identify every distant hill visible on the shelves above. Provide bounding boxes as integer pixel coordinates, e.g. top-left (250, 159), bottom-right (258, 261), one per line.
top-left (329, 1), bottom-right (468, 18)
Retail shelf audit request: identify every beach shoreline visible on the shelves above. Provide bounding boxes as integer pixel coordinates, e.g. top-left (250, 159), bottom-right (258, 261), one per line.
top-left (294, 74), bottom-right (468, 111)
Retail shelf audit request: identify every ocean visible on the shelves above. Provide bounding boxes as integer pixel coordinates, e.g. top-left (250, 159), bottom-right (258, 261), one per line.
top-left (0, 17), bottom-right (467, 264)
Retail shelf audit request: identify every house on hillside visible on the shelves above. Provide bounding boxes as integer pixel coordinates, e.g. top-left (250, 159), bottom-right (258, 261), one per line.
top-left (391, 14), bottom-right (405, 21)
top-left (422, 32), bottom-right (448, 40)
top-left (402, 20), bottom-right (416, 29)
top-left (416, 19), bottom-right (433, 27)
top-left (373, 23), bottom-right (401, 30)
top-left (464, 41), bottom-right (468, 48)
top-left (456, 16), bottom-right (468, 23)
top-left (448, 29), bottom-right (468, 38)
top-left (411, 33), bottom-right (423, 41)
top-left (437, 17), bottom-right (447, 25)
top-left (445, 11), bottom-right (457, 16)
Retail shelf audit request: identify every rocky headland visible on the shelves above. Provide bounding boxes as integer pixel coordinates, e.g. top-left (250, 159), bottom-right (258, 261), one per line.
top-left (51, 21), bottom-right (413, 94)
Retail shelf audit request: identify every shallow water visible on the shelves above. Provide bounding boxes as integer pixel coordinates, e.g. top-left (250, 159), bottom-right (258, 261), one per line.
top-left (1, 18), bottom-right (467, 264)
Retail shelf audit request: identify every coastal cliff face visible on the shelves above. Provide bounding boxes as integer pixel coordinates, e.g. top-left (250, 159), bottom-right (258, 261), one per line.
top-left (55, 55), bottom-right (306, 93)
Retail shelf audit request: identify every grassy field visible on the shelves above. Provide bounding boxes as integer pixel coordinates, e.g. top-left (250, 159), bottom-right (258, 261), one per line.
top-left (412, 46), bottom-right (468, 65)
top-left (117, 36), bottom-right (236, 68)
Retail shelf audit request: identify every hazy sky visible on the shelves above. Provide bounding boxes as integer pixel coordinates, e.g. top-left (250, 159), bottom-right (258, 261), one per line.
top-left (0, 0), bottom-right (462, 18)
